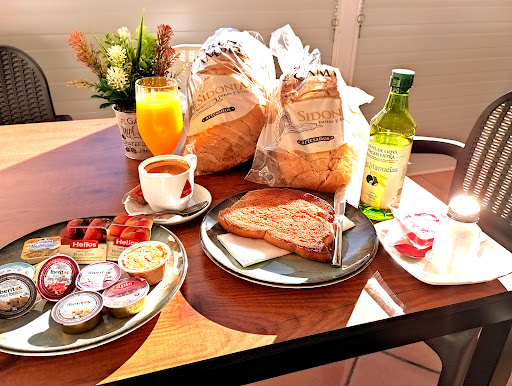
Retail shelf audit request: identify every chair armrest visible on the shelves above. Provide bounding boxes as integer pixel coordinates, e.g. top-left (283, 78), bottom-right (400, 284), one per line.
top-left (412, 136), bottom-right (464, 159)
top-left (56, 115), bottom-right (73, 121)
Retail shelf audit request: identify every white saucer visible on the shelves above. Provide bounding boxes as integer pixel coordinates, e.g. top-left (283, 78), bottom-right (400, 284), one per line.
top-left (124, 184), bottom-right (212, 225)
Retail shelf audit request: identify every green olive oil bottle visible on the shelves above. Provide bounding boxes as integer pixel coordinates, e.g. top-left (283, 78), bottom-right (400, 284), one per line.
top-left (359, 69), bottom-right (416, 221)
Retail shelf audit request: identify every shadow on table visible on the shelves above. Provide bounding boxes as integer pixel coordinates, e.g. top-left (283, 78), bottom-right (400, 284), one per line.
top-left (0, 124), bottom-right (140, 249)
top-left (0, 314), bottom-right (161, 384)
top-left (179, 261), bottom-right (377, 342)
top-left (0, 124), bottom-right (159, 383)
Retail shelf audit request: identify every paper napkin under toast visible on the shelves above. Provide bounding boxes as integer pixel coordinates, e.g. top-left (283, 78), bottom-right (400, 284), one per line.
top-left (217, 216), bottom-right (355, 267)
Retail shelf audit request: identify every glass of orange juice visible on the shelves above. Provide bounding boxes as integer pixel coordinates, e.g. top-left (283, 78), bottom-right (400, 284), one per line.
top-left (135, 77), bottom-right (183, 156)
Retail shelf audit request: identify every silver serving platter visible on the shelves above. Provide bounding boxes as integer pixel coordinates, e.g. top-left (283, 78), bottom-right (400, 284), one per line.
top-left (0, 220), bottom-right (187, 356)
top-left (201, 190), bottom-right (378, 289)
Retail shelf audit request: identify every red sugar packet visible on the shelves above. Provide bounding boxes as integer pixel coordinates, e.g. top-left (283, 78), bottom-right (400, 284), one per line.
top-left (395, 211), bottom-right (442, 249)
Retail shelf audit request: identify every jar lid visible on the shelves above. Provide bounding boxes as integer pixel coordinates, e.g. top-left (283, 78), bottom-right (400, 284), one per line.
top-left (447, 195), bottom-right (480, 223)
top-left (36, 254), bottom-right (80, 302)
top-left (51, 291), bottom-right (103, 326)
top-left (0, 273), bottom-right (38, 319)
top-left (390, 69), bottom-right (415, 90)
top-left (76, 261), bottom-right (122, 291)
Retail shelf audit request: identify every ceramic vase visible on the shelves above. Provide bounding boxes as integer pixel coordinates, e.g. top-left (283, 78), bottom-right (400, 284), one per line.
top-left (112, 105), bottom-right (152, 160)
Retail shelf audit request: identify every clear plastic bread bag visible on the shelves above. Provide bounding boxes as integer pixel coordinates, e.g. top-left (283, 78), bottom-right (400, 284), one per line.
top-left (245, 25), bottom-right (373, 205)
top-left (181, 28), bottom-right (276, 175)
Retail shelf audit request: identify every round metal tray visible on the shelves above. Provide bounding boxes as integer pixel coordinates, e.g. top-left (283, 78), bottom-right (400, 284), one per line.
top-left (0, 219), bottom-right (187, 356)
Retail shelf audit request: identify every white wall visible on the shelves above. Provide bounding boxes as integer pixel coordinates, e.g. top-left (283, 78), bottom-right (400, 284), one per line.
top-left (351, 0), bottom-right (512, 144)
top-left (1, 0), bottom-right (335, 120)
top-left (4, 0), bottom-right (511, 171)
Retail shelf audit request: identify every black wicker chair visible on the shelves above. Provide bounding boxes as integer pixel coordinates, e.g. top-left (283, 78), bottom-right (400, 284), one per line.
top-left (0, 45), bottom-right (72, 125)
top-left (412, 91), bottom-right (512, 386)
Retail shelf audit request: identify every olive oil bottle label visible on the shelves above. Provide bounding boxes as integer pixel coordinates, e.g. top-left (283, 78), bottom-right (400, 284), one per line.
top-left (360, 140), bottom-right (412, 209)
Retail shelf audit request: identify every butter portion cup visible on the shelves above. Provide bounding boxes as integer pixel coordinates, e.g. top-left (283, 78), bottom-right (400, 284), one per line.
top-left (51, 291), bottom-right (103, 334)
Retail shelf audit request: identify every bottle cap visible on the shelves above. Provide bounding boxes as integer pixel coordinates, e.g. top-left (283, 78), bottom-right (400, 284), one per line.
top-left (447, 195), bottom-right (480, 223)
top-left (390, 69), bottom-right (415, 90)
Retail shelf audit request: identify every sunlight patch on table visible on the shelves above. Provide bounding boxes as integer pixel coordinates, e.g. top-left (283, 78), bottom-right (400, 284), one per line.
top-left (347, 273), bottom-right (404, 327)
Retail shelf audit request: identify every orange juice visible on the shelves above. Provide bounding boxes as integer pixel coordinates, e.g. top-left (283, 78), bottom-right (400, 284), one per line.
top-left (136, 91), bottom-right (183, 155)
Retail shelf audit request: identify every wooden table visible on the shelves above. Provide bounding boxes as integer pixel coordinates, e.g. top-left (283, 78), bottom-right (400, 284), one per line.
top-left (1, 119), bottom-right (511, 385)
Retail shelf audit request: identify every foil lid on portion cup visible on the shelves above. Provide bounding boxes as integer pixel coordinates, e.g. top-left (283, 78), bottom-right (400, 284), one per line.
top-left (75, 261), bottom-right (122, 292)
top-left (102, 277), bottom-right (149, 318)
top-left (36, 254), bottom-right (80, 302)
top-left (0, 273), bottom-right (38, 319)
top-left (0, 262), bottom-right (36, 280)
top-left (21, 236), bottom-right (61, 264)
top-left (51, 291), bottom-right (103, 334)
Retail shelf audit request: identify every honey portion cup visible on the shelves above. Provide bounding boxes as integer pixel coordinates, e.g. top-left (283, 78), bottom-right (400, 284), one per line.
top-left (118, 241), bottom-right (171, 285)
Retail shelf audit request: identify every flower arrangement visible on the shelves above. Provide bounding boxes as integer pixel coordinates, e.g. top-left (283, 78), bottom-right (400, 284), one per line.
top-left (68, 15), bottom-right (180, 112)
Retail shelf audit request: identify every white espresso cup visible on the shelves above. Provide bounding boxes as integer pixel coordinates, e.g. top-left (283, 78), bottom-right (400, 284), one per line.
top-left (138, 154), bottom-right (197, 212)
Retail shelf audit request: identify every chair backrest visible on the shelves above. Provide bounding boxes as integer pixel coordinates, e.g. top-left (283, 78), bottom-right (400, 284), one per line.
top-left (169, 44), bottom-right (202, 87)
top-left (451, 92), bottom-right (512, 251)
top-left (0, 45), bottom-right (58, 125)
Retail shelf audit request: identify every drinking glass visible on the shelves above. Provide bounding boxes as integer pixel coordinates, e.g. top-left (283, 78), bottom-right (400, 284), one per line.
top-left (135, 77), bottom-right (183, 156)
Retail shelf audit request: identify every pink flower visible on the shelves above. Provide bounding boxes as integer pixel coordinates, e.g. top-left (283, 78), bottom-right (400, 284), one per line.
top-left (68, 31), bottom-right (104, 77)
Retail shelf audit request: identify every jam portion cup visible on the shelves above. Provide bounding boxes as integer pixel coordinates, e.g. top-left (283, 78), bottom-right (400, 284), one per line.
top-left (75, 261), bottom-right (122, 292)
top-left (102, 277), bottom-right (149, 318)
top-left (36, 254), bottom-right (80, 302)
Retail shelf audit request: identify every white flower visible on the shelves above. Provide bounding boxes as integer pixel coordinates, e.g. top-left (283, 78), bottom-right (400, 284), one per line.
top-left (117, 27), bottom-right (131, 41)
top-left (107, 45), bottom-right (127, 67)
top-left (106, 67), bottom-right (128, 91)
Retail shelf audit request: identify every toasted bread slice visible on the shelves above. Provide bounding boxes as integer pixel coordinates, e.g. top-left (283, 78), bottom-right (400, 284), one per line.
top-left (218, 188), bottom-right (335, 262)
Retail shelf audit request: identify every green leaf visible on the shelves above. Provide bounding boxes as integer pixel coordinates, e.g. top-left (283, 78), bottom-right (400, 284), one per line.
top-left (135, 13), bottom-right (144, 69)
top-left (92, 32), bottom-right (108, 58)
